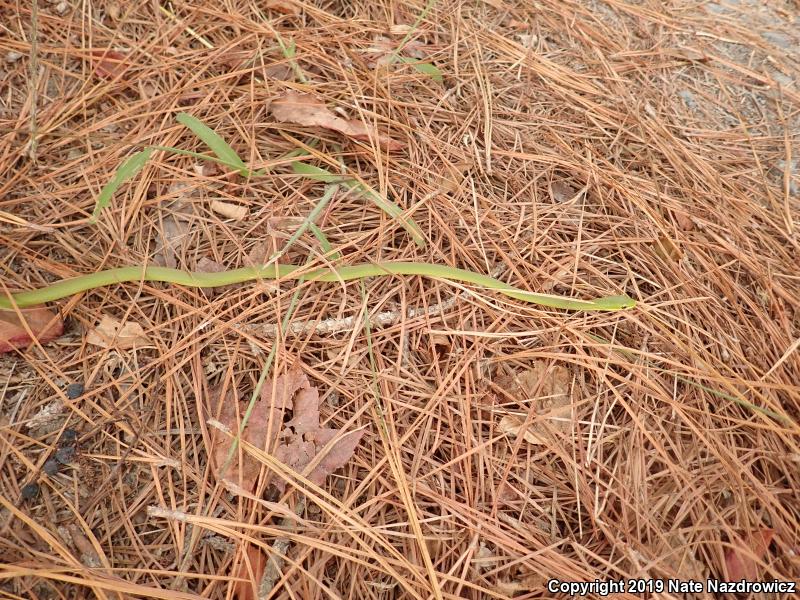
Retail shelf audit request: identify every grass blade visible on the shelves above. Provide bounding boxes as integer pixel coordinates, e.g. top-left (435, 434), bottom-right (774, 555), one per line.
top-left (176, 113), bottom-right (249, 176)
top-left (90, 148), bottom-right (154, 223)
top-left (292, 162), bottom-right (426, 247)
top-left (396, 56), bottom-right (443, 83)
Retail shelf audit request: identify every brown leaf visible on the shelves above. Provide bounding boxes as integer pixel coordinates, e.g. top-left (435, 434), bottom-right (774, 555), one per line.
top-left (551, 181), bottom-right (577, 202)
top-left (674, 212), bottom-right (695, 231)
top-left (233, 545), bottom-right (268, 600)
top-left (0, 307), bottom-right (64, 353)
top-left (86, 315), bottom-right (151, 349)
top-left (725, 529), bottom-right (774, 580)
top-left (153, 216), bottom-right (190, 269)
top-left (91, 49), bottom-right (129, 79)
top-left (211, 370), bottom-right (303, 490)
top-left (496, 363), bottom-right (573, 443)
top-left (303, 427), bottom-right (365, 487)
top-left (209, 365), bottom-right (364, 492)
top-left (211, 200), bottom-right (248, 221)
top-left (270, 91), bottom-right (404, 151)
top-left (654, 234), bottom-right (683, 262)
top-left (264, 0), bottom-right (300, 15)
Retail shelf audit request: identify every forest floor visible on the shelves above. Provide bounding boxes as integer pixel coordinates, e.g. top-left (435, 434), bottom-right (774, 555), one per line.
top-left (0, 0), bottom-right (798, 598)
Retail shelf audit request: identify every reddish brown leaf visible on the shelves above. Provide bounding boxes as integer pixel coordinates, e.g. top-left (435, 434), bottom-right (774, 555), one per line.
top-left (0, 307), bottom-right (64, 353)
top-left (86, 315), bottom-right (151, 349)
top-left (233, 545), bottom-right (267, 600)
top-left (270, 91), bottom-right (404, 151)
top-left (725, 529), bottom-right (774, 580)
top-left (209, 364), bottom-right (364, 492)
top-left (210, 370), bottom-right (303, 490)
top-left (91, 49), bottom-right (129, 79)
top-left (304, 427), bottom-right (364, 487)
top-left (264, 0), bottom-right (300, 15)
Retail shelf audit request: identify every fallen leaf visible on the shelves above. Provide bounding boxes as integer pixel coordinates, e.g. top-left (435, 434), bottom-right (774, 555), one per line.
top-left (264, 0), bottom-right (300, 15)
top-left (495, 363), bottom-right (573, 444)
top-left (551, 181), bottom-right (577, 202)
top-left (211, 200), bottom-right (248, 220)
top-left (234, 544), bottom-right (268, 600)
top-left (153, 216), bottom-right (190, 269)
top-left (209, 365), bottom-right (364, 492)
top-left (674, 212), bottom-right (695, 231)
top-left (270, 91), bottom-right (404, 151)
top-left (499, 414), bottom-right (547, 445)
top-left (86, 315), bottom-right (151, 349)
top-left (68, 525), bottom-right (101, 568)
top-left (0, 307), bottom-right (64, 353)
top-left (90, 49), bottom-right (129, 79)
top-left (654, 235), bottom-right (682, 262)
top-left (428, 160), bottom-right (472, 194)
top-left (725, 529), bottom-right (774, 580)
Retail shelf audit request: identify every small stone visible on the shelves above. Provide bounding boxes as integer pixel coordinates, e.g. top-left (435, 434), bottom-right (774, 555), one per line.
top-left (59, 429), bottom-right (78, 446)
top-left (5, 51), bottom-right (22, 63)
top-left (65, 383), bottom-right (84, 399)
top-left (54, 1), bottom-right (69, 15)
top-left (43, 459), bottom-right (60, 476)
top-left (21, 483), bottom-right (40, 501)
top-left (55, 446), bottom-right (76, 465)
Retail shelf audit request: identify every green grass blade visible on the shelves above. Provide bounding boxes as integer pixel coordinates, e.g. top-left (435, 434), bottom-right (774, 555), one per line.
top-left (396, 56), bottom-right (443, 83)
top-left (292, 162), bottom-right (426, 247)
top-left (90, 148), bottom-right (154, 223)
top-left (176, 113), bottom-right (249, 176)
top-left (309, 223), bottom-right (340, 260)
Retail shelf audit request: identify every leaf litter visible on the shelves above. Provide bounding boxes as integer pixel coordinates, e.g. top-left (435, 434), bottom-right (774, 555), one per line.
top-left (0, 306), bottom-right (64, 353)
top-left (270, 91), bottom-right (405, 151)
top-left (209, 364), bottom-right (364, 492)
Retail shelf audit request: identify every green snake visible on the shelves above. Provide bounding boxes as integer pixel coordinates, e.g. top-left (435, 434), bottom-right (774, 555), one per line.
top-left (0, 262), bottom-right (636, 311)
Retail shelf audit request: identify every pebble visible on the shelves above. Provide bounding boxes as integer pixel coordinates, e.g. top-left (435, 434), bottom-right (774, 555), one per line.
top-left (65, 383), bottom-right (84, 399)
top-left (43, 459), bottom-right (60, 476)
top-left (21, 483), bottom-right (40, 501)
top-left (59, 429), bottom-right (78, 446)
top-left (55, 446), bottom-right (76, 465)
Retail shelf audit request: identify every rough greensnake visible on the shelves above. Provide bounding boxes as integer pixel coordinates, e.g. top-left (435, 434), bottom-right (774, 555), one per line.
top-left (0, 262), bottom-right (636, 311)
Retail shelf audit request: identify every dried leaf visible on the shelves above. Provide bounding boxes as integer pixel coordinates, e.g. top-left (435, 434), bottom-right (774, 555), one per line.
top-left (551, 181), bottom-right (577, 202)
top-left (91, 49), bottom-right (129, 79)
top-left (209, 365), bottom-right (364, 492)
top-left (674, 212), bottom-right (695, 231)
top-left (496, 363), bottom-right (573, 444)
top-left (153, 216), bottom-right (190, 269)
top-left (725, 529), bottom-right (774, 580)
top-left (654, 235), bottom-right (682, 262)
top-left (271, 91), bottom-right (404, 151)
top-left (211, 370), bottom-right (302, 490)
top-left (86, 315), bottom-right (151, 349)
top-left (0, 307), bottom-right (64, 353)
top-left (499, 414), bottom-right (547, 445)
top-left (264, 0), bottom-right (300, 15)
top-left (211, 200), bottom-right (248, 220)
top-left (234, 545), bottom-right (268, 600)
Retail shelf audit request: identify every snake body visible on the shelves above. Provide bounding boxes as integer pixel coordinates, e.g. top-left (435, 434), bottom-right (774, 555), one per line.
top-left (0, 262), bottom-right (636, 311)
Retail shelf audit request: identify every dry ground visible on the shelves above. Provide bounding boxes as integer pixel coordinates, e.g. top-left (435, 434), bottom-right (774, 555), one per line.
top-left (1, 0), bottom-right (799, 598)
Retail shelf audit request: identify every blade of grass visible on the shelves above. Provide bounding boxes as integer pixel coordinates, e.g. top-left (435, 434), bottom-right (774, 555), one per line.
top-left (176, 113), bottom-right (249, 176)
top-left (396, 56), bottom-right (443, 83)
top-left (90, 148), bottom-right (154, 223)
top-left (308, 223), bottom-right (340, 260)
top-left (292, 162), bottom-right (426, 247)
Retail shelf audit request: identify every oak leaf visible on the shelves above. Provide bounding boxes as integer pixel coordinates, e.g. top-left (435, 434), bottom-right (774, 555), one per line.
top-left (724, 528), bottom-right (774, 580)
top-left (209, 365), bottom-right (363, 492)
top-left (0, 307), bottom-right (64, 353)
top-left (86, 315), bottom-right (151, 349)
top-left (270, 91), bottom-right (404, 151)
